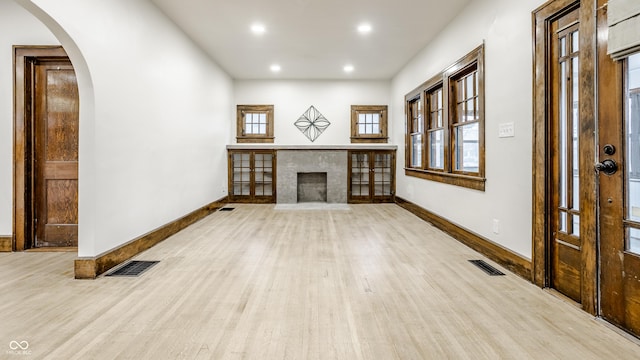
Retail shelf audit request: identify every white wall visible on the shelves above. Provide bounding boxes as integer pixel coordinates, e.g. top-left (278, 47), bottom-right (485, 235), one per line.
top-left (0, 1), bottom-right (60, 236)
top-left (234, 80), bottom-right (391, 145)
top-left (20, 0), bottom-right (233, 257)
top-left (391, 0), bottom-right (547, 259)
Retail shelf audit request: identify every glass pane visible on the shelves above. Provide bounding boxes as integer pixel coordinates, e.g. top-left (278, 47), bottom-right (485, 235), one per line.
top-left (627, 53), bottom-right (640, 222)
top-left (571, 31), bottom-right (579, 53)
top-left (572, 215), bottom-right (580, 236)
top-left (259, 113), bottom-right (266, 124)
top-left (457, 102), bottom-right (464, 123)
top-left (466, 100), bottom-right (476, 121)
top-left (372, 123), bottom-right (380, 134)
top-left (411, 134), bottom-right (422, 167)
top-left (560, 211), bottom-right (567, 232)
top-left (454, 123), bottom-right (479, 172)
top-left (572, 56), bottom-right (580, 211)
top-left (560, 61), bottom-right (567, 208)
top-left (429, 130), bottom-right (444, 169)
top-left (466, 74), bottom-right (474, 99)
top-left (628, 227), bottom-right (640, 255)
top-left (560, 36), bottom-right (566, 57)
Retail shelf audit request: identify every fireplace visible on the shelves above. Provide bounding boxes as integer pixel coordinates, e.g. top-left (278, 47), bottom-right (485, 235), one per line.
top-left (297, 172), bottom-right (327, 203)
top-left (276, 149), bottom-right (347, 204)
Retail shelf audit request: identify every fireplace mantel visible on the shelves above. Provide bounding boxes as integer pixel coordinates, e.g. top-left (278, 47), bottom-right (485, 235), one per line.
top-left (226, 144), bottom-right (397, 151)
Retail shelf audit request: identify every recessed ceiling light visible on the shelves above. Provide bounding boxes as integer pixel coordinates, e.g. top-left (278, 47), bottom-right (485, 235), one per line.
top-left (251, 23), bottom-right (266, 35)
top-left (344, 64), bottom-right (355, 73)
top-left (357, 23), bottom-right (372, 34)
top-left (270, 64), bottom-right (281, 72)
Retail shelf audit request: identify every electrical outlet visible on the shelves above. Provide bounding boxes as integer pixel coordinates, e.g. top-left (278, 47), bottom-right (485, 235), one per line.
top-left (492, 219), bottom-right (500, 234)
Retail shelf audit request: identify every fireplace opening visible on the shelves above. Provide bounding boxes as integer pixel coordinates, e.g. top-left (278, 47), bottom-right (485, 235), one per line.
top-left (297, 172), bottom-right (327, 203)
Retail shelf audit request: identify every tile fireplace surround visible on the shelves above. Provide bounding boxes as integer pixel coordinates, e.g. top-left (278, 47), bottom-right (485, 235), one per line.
top-left (226, 144), bottom-right (397, 204)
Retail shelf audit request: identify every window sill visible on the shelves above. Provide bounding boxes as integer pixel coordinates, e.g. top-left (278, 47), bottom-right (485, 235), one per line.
top-left (236, 136), bottom-right (275, 144)
top-left (404, 168), bottom-right (485, 191)
top-left (350, 137), bottom-right (389, 144)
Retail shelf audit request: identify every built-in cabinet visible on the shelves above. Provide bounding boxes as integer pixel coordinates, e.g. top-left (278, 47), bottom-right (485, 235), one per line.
top-left (348, 150), bottom-right (395, 203)
top-left (228, 150), bottom-right (276, 203)
top-left (227, 146), bottom-right (396, 204)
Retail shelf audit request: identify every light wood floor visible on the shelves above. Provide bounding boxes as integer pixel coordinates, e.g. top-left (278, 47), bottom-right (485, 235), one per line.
top-left (2, 204), bottom-right (640, 359)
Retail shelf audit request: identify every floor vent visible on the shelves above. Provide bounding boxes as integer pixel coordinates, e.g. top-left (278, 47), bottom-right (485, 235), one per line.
top-left (106, 261), bottom-right (159, 277)
top-left (468, 260), bottom-right (505, 276)
top-left (219, 207), bottom-right (235, 212)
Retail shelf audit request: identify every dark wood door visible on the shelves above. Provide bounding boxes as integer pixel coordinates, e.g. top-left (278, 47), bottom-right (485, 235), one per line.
top-left (33, 60), bottom-right (79, 247)
top-left (549, 7), bottom-right (582, 303)
top-left (597, 4), bottom-right (640, 334)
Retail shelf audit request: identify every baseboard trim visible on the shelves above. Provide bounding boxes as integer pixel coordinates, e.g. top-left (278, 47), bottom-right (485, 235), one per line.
top-left (0, 236), bottom-right (12, 252)
top-left (74, 197), bottom-right (228, 279)
top-left (395, 197), bottom-right (532, 281)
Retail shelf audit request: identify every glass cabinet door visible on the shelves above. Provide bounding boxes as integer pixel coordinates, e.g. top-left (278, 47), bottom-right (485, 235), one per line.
top-left (254, 153), bottom-right (273, 197)
top-left (348, 150), bottom-right (395, 203)
top-left (229, 150), bottom-right (275, 202)
top-left (350, 152), bottom-right (370, 199)
top-left (373, 152), bottom-right (392, 197)
top-left (232, 152), bottom-right (251, 196)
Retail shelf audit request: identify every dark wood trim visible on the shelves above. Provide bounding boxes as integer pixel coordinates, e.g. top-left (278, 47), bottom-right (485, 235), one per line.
top-left (395, 197), bottom-right (532, 280)
top-left (0, 236), bottom-right (12, 252)
top-left (405, 168), bottom-right (486, 191)
top-left (236, 104), bottom-right (274, 143)
top-left (532, 0), bottom-right (598, 315)
top-left (74, 197), bottom-right (228, 279)
top-left (350, 105), bottom-right (388, 143)
top-left (13, 46), bottom-right (69, 252)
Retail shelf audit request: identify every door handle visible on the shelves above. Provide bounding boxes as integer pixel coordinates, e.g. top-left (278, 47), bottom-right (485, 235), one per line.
top-left (595, 159), bottom-right (618, 175)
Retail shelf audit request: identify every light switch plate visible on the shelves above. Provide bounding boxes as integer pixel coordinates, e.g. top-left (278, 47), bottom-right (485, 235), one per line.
top-left (498, 122), bottom-right (515, 138)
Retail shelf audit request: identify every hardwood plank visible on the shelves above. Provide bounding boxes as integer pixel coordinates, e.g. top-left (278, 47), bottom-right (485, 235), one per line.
top-left (395, 196), bottom-right (532, 280)
top-left (1, 204), bottom-right (639, 359)
top-left (74, 197), bottom-right (228, 279)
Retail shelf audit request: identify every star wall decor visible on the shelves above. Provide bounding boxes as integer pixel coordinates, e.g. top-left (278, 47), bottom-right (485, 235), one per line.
top-left (294, 105), bottom-right (330, 142)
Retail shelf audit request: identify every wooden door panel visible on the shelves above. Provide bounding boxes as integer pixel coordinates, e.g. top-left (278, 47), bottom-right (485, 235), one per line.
top-left (624, 254), bottom-right (640, 334)
top-left (549, 7), bottom-right (583, 303)
top-left (553, 244), bottom-right (581, 301)
top-left (34, 62), bottom-right (79, 247)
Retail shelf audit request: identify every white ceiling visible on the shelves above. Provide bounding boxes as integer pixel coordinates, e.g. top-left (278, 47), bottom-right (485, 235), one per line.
top-left (150, 0), bottom-right (471, 80)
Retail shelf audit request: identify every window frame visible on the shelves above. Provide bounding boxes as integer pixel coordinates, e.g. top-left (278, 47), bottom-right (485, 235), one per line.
top-left (405, 92), bottom-right (424, 168)
top-left (350, 105), bottom-right (388, 143)
top-left (236, 104), bottom-right (274, 143)
top-left (404, 44), bottom-right (486, 191)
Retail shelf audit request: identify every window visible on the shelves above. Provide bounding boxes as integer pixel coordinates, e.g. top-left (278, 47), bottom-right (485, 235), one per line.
top-left (407, 96), bottom-right (423, 167)
top-left (426, 85), bottom-right (444, 170)
top-left (236, 105), bottom-right (274, 143)
top-left (404, 44), bottom-right (485, 191)
top-left (350, 105), bottom-right (388, 143)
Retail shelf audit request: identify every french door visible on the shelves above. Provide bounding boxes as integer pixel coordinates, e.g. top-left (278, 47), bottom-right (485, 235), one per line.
top-left (535, 0), bottom-right (640, 337)
top-left (597, 28), bottom-right (640, 335)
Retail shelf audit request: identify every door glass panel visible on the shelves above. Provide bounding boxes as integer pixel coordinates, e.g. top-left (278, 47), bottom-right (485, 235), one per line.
top-left (628, 228), bottom-right (640, 254)
top-left (351, 153), bottom-right (369, 197)
top-left (560, 61), bottom-right (567, 208)
top-left (572, 56), bottom-right (580, 211)
top-left (373, 153), bottom-right (391, 196)
top-left (626, 52), bottom-right (640, 254)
